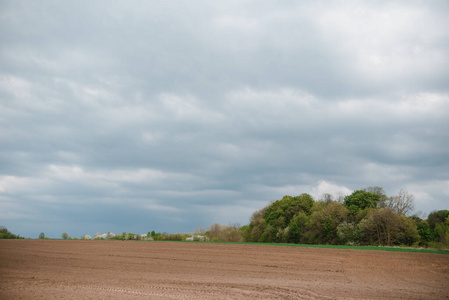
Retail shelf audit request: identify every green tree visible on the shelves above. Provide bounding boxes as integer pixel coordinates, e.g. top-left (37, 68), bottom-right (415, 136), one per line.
top-left (433, 223), bottom-right (449, 244)
top-left (336, 221), bottom-right (360, 245)
top-left (257, 193), bottom-right (315, 243)
top-left (0, 226), bottom-right (22, 239)
top-left (288, 212), bottom-right (308, 243)
top-left (427, 210), bottom-right (449, 230)
top-left (61, 232), bottom-right (68, 240)
top-left (399, 216), bottom-right (420, 246)
top-left (358, 208), bottom-right (419, 246)
top-left (264, 194), bottom-right (314, 229)
top-left (39, 232), bottom-right (45, 239)
top-left (344, 190), bottom-right (380, 215)
top-left (415, 219), bottom-right (432, 244)
top-left (240, 225), bottom-right (252, 242)
top-left (306, 201), bottom-right (348, 244)
top-left (248, 207), bottom-right (267, 242)
top-left (363, 186), bottom-right (388, 208)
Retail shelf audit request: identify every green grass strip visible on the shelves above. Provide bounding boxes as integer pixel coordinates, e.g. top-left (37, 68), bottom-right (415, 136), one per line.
top-left (176, 240), bottom-right (449, 254)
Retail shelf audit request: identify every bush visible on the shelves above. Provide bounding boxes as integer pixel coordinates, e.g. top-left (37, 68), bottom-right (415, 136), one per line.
top-left (0, 226), bottom-right (23, 239)
top-left (160, 233), bottom-right (186, 241)
top-left (358, 209), bottom-right (419, 246)
top-left (306, 202), bottom-right (348, 245)
top-left (337, 222), bottom-right (360, 245)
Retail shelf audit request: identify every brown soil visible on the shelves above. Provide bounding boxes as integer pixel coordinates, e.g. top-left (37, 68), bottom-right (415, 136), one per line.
top-left (0, 240), bottom-right (448, 299)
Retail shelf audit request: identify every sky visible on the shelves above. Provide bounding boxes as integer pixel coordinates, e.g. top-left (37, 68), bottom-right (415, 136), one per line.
top-left (1, 1), bottom-right (448, 239)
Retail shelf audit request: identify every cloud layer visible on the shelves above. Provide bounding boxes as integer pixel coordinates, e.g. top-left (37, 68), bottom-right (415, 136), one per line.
top-left (1, 1), bottom-right (448, 238)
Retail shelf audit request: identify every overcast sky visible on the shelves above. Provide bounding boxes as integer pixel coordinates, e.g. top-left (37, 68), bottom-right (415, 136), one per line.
top-left (1, 1), bottom-right (448, 238)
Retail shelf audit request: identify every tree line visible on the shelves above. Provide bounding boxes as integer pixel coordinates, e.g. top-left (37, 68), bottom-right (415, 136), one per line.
top-left (3, 186), bottom-right (448, 249)
top-left (234, 187), bottom-right (448, 248)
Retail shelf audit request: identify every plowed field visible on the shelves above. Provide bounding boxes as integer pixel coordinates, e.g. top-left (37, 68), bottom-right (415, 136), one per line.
top-left (1, 240), bottom-right (448, 299)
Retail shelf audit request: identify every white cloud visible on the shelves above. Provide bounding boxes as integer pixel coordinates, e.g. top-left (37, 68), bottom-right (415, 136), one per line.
top-left (317, 2), bottom-right (449, 82)
top-left (215, 15), bottom-right (259, 31)
top-left (403, 180), bottom-right (449, 212)
top-left (254, 180), bottom-right (353, 201)
top-left (310, 181), bottom-right (353, 199)
top-left (361, 162), bottom-right (413, 183)
top-left (45, 164), bottom-right (197, 186)
top-left (158, 93), bottom-right (225, 124)
top-left (0, 175), bottom-right (49, 194)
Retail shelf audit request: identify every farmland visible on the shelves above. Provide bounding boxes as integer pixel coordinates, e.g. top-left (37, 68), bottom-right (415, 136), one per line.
top-left (1, 240), bottom-right (448, 299)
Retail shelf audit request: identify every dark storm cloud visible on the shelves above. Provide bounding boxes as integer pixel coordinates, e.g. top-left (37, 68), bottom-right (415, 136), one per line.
top-left (1, 1), bottom-right (448, 238)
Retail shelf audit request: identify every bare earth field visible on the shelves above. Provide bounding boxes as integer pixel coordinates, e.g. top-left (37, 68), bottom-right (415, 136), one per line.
top-left (0, 240), bottom-right (448, 299)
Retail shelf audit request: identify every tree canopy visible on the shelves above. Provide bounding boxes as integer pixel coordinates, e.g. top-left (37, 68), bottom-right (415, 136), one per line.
top-left (343, 190), bottom-right (380, 214)
top-left (245, 187), bottom-right (446, 248)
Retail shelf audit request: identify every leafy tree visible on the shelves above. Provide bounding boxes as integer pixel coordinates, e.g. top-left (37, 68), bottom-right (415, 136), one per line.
top-left (249, 207), bottom-right (267, 242)
top-left (344, 190), bottom-right (380, 215)
top-left (363, 186), bottom-right (388, 208)
top-left (250, 224), bottom-right (263, 242)
top-left (259, 224), bottom-right (276, 243)
top-left (0, 226), bottom-right (22, 239)
top-left (415, 219), bottom-right (432, 244)
top-left (306, 201), bottom-right (348, 244)
top-left (336, 221), bottom-right (360, 245)
top-left (433, 223), bottom-right (449, 244)
top-left (0, 226), bottom-right (9, 237)
top-left (288, 212), bottom-right (308, 243)
top-left (398, 216), bottom-right (420, 246)
top-left (240, 225), bottom-right (252, 242)
top-left (276, 227), bottom-right (289, 243)
top-left (427, 210), bottom-right (449, 230)
top-left (264, 194), bottom-right (314, 229)
top-left (256, 193), bottom-right (315, 243)
top-left (207, 223), bottom-right (222, 241)
top-left (358, 208), bottom-right (419, 246)
top-left (39, 232), bottom-right (45, 239)
top-left (61, 232), bottom-right (69, 240)
top-left (201, 224), bottom-right (243, 242)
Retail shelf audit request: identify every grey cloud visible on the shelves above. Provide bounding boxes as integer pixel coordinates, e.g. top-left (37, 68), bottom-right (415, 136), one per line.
top-left (1, 1), bottom-right (448, 238)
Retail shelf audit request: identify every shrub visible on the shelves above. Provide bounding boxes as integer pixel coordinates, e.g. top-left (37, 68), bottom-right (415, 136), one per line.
top-left (0, 226), bottom-right (23, 239)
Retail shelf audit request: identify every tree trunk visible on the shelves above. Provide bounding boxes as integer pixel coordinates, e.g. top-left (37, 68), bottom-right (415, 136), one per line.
top-left (376, 225), bottom-right (382, 246)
